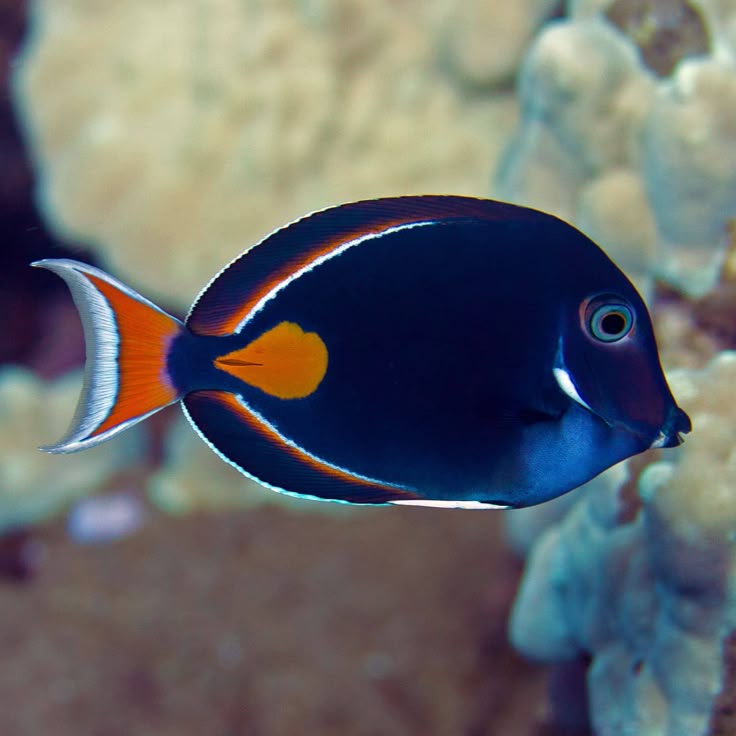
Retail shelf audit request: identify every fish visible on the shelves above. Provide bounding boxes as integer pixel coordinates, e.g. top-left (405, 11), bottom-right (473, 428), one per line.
top-left (33, 196), bottom-right (691, 509)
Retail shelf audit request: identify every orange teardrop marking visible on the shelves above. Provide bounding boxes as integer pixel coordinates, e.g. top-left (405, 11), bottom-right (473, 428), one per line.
top-left (214, 322), bottom-right (328, 399)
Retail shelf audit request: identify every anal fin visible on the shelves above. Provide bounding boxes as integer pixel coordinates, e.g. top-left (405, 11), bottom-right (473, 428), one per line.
top-left (182, 390), bottom-right (422, 505)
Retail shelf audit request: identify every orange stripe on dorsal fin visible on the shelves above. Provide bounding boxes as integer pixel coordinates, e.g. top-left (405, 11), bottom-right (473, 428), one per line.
top-left (214, 322), bottom-right (328, 399)
top-left (187, 196), bottom-right (549, 336)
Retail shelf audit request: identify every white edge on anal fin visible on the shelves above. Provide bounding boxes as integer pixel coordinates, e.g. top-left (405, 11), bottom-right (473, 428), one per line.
top-left (180, 400), bottom-right (368, 506)
top-left (181, 394), bottom-right (445, 507)
top-left (390, 499), bottom-right (508, 509)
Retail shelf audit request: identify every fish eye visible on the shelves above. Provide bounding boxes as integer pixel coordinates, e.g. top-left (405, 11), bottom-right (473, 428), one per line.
top-left (588, 303), bottom-right (633, 343)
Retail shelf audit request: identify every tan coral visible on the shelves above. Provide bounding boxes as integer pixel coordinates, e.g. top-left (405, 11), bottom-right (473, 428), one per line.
top-left (496, 0), bottom-right (736, 299)
top-left (642, 58), bottom-right (736, 294)
top-left (575, 168), bottom-right (658, 294)
top-left (496, 17), bottom-right (656, 221)
top-left (509, 351), bottom-right (736, 736)
top-left (433, 0), bottom-right (559, 86)
top-left (14, 0), bottom-right (520, 308)
top-left (0, 366), bottom-right (138, 529)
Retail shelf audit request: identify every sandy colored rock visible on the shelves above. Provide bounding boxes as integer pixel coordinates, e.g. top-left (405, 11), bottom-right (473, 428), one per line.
top-left (13, 0), bottom-right (520, 309)
top-left (510, 351), bottom-right (736, 736)
top-left (496, 0), bottom-right (736, 298)
top-left (0, 366), bottom-right (139, 530)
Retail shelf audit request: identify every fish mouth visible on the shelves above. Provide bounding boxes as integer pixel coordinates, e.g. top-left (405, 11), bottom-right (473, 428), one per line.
top-left (649, 406), bottom-right (692, 449)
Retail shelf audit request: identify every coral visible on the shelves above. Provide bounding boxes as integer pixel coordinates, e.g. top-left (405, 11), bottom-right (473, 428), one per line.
top-left (147, 414), bottom-right (356, 516)
top-left (495, 0), bottom-right (736, 298)
top-left (605, 0), bottom-right (710, 77)
top-left (495, 15), bottom-right (658, 291)
top-left (656, 223), bottom-right (736, 370)
top-left (642, 58), bottom-right (736, 293)
top-left (577, 168), bottom-right (658, 296)
top-left (509, 351), bottom-right (736, 736)
top-left (435, 0), bottom-right (560, 87)
top-left (12, 0), bottom-right (527, 309)
top-left (0, 366), bottom-right (138, 530)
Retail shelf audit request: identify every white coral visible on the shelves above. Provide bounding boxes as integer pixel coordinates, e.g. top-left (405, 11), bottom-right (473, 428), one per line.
top-left (643, 58), bottom-right (736, 294)
top-left (496, 1), bottom-right (736, 298)
top-left (509, 351), bottom-right (736, 736)
top-left (0, 367), bottom-right (137, 529)
top-left (13, 0), bottom-right (529, 308)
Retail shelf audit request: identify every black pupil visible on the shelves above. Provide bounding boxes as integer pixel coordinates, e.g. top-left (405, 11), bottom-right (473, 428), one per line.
top-left (601, 311), bottom-right (626, 335)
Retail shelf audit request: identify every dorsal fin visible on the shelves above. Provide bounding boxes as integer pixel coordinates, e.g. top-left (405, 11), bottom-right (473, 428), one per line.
top-left (186, 195), bottom-right (547, 336)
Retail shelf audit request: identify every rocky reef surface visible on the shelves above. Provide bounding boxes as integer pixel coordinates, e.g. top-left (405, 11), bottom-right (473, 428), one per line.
top-left (496, 0), bottom-right (736, 298)
top-left (3, 1), bottom-right (736, 734)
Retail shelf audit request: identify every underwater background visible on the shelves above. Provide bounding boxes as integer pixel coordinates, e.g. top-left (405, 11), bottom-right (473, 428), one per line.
top-left (2, 1), bottom-right (736, 734)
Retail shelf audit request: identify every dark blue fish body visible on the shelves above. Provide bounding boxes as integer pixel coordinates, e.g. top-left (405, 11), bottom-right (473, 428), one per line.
top-left (34, 196), bottom-right (690, 509)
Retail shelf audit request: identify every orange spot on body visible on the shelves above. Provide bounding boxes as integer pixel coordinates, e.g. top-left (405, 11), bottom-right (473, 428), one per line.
top-left (88, 275), bottom-right (179, 435)
top-left (215, 321), bottom-right (328, 399)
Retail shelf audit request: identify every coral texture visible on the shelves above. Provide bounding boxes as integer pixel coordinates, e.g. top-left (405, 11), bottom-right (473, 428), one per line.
top-left (509, 351), bottom-right (736, 736)
top-left (0, 366), bottom-right (137, 530)
top-left (496, 0), bottom-right (736, 297)
top-left (12, 0), bottom-right (532, 308)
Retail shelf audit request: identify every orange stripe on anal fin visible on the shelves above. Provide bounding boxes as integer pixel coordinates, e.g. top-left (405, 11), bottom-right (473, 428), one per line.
top-left (202, 390), bottom-right (420, 501)
top-left (88, 274), bottom-right (180, 435)
top-left (215, 322), bottom-right (328, 399)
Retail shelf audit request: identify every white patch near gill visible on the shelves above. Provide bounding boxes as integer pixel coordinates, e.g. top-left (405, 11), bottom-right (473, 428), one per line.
top-left (553, 336), bottom-right (594, 412)
top-left (390, 499), bottom-right (508, 510)
top-left (233, 220), bottom-right (436, 333)
top-left (650, 431), bottom-right (669, 449)
top-left (553, 367), bottom-right (594, 412)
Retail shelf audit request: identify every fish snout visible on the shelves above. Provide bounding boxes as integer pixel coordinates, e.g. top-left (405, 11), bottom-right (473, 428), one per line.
top-left (651, 406), bottom-right (692, 449)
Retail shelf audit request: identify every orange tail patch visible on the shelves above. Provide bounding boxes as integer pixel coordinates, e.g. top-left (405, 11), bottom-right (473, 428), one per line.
top-left (214, 321), bottom-right (328, 399)
top-left (86, 274), bottom-right (180, 436)
top-left (31, 259), bottom-right (184, 453)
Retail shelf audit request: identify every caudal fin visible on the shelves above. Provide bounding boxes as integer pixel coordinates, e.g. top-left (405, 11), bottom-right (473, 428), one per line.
top-left (32, 259), bottom-right (184, 453)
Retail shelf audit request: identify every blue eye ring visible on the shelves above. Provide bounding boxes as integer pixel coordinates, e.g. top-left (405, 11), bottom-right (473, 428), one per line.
top-left (588, 303), bottom-right (633, 342)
